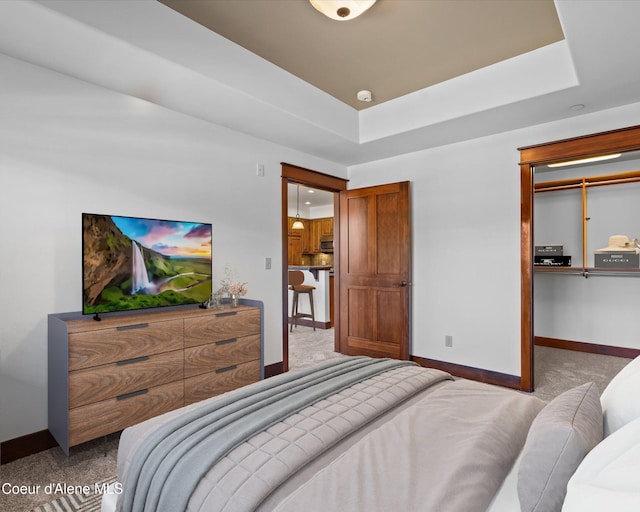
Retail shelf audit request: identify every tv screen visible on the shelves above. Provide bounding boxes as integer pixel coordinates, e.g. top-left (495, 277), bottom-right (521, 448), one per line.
top-left (82, 213), bottom-right (212, 315)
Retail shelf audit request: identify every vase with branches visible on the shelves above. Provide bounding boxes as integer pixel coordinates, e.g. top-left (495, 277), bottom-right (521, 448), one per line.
top-left (220, 265), bottom-right (248, 307)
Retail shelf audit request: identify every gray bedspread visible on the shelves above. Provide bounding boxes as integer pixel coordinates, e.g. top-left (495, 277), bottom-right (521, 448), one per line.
top-left (119, 357), bottom-right (451, 512)
top-left (271, 379), bottom-right (545, 512)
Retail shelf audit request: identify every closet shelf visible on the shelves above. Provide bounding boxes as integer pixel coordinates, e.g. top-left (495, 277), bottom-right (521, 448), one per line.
top-left (534, 168), bottom-right (640, 272)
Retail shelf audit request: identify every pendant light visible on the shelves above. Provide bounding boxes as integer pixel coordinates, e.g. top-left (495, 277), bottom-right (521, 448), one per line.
top-left (292, 185), bottom-right (304, 230)
top-left (310, 0), bottom-right (376, 21)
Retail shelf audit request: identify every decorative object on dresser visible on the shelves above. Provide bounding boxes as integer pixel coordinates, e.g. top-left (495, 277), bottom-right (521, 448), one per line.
top-left (48, 302), bottom-right (263, 454)
top-left (219, 265), bottom-right (248, 308)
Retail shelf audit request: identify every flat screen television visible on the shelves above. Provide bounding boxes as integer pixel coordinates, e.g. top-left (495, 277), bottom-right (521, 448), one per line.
top-left (82, 213), bottom-right (212, 317)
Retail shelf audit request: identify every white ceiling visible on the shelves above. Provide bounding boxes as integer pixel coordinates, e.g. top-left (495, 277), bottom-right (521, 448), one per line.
top-left (1, 1), bottom-right (640, 166)
top-left (288, 184), bottom-right (335, 218)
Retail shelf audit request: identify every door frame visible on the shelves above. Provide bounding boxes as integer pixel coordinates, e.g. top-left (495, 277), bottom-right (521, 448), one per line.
top-left (281, 163), bottom-right (347, 373)
top-left (518, 124), bottom-right (640, 392)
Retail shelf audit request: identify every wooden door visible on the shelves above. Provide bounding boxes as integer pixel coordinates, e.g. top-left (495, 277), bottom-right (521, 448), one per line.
top-left (338, 181), bottom-right (411, 360)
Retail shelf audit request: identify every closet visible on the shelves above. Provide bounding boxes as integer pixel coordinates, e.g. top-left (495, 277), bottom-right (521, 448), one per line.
top-left (518, 124), bottom-right (640, 391)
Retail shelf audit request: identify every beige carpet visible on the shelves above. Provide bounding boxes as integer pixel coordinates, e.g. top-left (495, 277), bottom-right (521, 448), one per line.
top-left (532, 344), bottom-right (631, 401)
top-left (0, 329), bottom-right (631, 512)
top-left (288, 326), bottom-right (346, 370)
top-left (0, 435), bottom-right (119, 512)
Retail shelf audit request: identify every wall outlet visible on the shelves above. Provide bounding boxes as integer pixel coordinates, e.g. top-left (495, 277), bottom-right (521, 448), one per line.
top-left (256, 163), bottom-right (265, 177)
top-left (445, 335), bottom-right (453, 348)
top-left (265, 257), bottom-right (271, 270)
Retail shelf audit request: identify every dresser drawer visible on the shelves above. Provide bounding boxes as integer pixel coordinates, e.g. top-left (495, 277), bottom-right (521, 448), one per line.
top-left (184, 359), bottom-right (261, 405)
top-left (68, 350), bottom-right (184, 408)
top-left (184, 334), bottom-right (260, 378)
top-left (184, 308), bottom-right (260, 348)
top-left (68, 379), bottom-right (184, 447)
top-left (68, 319), bottom-right (183, 371)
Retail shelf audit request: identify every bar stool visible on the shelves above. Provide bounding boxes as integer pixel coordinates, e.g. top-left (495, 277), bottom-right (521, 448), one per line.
top-left (288, 270), bottom-right (316, 332)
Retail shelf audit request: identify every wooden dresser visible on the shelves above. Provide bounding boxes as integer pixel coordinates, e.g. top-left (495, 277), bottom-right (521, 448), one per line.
top-left (48, 303), bottom-right (262, 454)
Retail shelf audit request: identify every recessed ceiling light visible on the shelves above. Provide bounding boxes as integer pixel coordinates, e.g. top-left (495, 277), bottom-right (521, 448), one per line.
top-left (308, 190), bottom-right (315, 193)
top-left (569, 104), bottom-right (585, 111)
top-left (305, 201), bottom-right (312, 205)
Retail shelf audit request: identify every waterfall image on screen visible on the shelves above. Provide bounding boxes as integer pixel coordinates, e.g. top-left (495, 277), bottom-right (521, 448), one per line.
top-left (82, 214), bottom-right (212, 314)
top-left (131, 241), bottom-right (151, 293)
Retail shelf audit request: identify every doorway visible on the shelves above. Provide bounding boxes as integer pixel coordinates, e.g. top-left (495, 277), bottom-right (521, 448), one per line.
top-left (518, 124), bottom-right (640, 392)
top-left (287, 182), bottom-right (336, 370)
top-left (281, 164), bottom-right (347, 373)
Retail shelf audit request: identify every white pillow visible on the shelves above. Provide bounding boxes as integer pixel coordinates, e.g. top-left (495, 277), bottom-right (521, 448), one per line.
top-left (600, 355), bottom-right (640, 436)
top-left (562, 416), bottom-right (640, 512)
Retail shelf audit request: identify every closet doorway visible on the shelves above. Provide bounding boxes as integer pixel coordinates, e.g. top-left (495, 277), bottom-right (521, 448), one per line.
top-left (518, 124), bottom-right (640, 392)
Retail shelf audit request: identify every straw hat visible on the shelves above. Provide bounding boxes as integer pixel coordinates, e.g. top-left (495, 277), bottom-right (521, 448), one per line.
top-left (596, 235), bottom-right (640, 253)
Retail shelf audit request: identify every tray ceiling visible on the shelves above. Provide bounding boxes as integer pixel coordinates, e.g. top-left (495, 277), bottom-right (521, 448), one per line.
top-left (159, 0), bottom-right (564, 110)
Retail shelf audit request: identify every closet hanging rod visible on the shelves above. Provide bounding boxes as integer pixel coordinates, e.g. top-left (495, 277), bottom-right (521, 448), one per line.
top-left (534, 267), bottom-right (640, 277)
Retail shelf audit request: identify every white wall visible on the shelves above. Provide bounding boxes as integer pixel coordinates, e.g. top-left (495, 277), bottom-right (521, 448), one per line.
top-left (0, 54), bottom-right (347, 442)
top-left (3, 49), bottom-right (640, 444)
top-left (347, 101), bottom-right (640, 377)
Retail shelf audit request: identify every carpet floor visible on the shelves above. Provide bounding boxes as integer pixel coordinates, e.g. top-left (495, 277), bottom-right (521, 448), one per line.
top-left (0, 327), bottom-right (631, 511)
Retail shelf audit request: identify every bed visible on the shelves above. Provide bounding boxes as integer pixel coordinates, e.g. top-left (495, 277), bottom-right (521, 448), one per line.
top-left (102, 355), bottom-right (640, 512)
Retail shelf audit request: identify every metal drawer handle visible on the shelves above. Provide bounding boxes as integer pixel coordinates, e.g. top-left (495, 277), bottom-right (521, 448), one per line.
top-left (116, 389), bottom-right (148, 401)
top-left (117, 355), bottom-right (150, 366)
top-left (215, 338), bottom-right (238, 346)
top-left (215, 365), bottom-right (237, 374)
top-left (116, 323), bottom-right (149, 331)
top-left (215, 311), bottom-right (238, 317)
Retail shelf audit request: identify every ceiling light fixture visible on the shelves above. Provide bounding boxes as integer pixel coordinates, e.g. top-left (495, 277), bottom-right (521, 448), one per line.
top-left (547, 153), bottom-right (622, 168)
top-left (292, 185), bottom-right (304, 229)
top-left (310, 0), bottom-right (376, 21)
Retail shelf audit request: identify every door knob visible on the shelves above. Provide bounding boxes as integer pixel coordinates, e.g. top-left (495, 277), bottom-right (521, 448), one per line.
top-left (399, 281), bottom-right (408, 287)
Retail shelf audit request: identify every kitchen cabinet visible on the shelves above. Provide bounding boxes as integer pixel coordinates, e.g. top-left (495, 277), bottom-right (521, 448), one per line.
top-left (304, 217), bottom-right (333, 254)
top-left (308, 219), bottom-right (321, 253)
top-left (300, 220), bottom-right (310, 253)
top-left (288, 217), bottom-right (333, 255)
top-left (288, 217), bottom-right (308, 264)
top-left (320, 217), bottom-right (333, 237)
top-left (288, 235), bottom-right (302, 265)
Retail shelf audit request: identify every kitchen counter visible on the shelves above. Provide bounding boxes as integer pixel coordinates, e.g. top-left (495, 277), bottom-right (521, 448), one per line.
top-left (288, 266), bottom-right (332, 328)
top-left (288, 265), bottom-right (331, 280)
